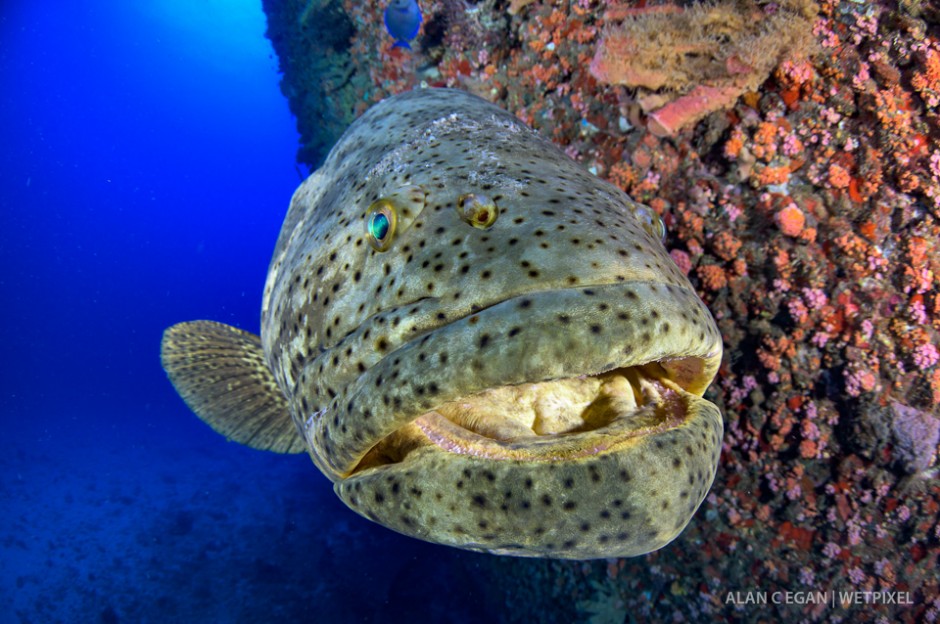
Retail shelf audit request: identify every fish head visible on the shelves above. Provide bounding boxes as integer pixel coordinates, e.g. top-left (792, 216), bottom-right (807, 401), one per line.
top-left (262, 89), bottom-right (723, 559)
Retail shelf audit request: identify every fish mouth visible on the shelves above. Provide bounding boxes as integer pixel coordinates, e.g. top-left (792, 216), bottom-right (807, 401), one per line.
top-left (337, 280), bottom-right (722, 477)
top-left (352, 363), bottom-right (691, 471)
top-left (325, 281), bottom-right (724, 558)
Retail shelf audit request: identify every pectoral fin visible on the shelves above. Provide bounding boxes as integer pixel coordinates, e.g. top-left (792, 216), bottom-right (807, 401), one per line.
top-left (161, 320), bottom-right (304, 454)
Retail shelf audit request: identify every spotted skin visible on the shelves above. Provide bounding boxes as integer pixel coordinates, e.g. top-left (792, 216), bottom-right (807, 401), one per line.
top-left (336, 386), bottom-right (723, 558)
top-left (168, 88), bottom-right (724, 559)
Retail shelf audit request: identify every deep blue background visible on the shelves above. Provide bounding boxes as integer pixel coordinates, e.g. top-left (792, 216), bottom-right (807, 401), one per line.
top-left (0, 1), bottom-right (297, 428)
top-left (0, 3), bottom-right (498, 621)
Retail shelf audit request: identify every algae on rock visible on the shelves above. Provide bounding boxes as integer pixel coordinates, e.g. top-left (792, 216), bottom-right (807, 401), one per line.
top-left (590, 0), bottom-right (818, 136)
top-left (262, 0), bottom-right (363, 168)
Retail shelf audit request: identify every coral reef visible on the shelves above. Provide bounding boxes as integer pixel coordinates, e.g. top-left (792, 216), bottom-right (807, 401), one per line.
top-left (590, 0), bottom-right (818, 136)
top-left (890, 401), bottom-right (940, 474)
top-left (262, 0), bottom-right (363, 167)
top-left (262, 0), bottom-right (940, 621)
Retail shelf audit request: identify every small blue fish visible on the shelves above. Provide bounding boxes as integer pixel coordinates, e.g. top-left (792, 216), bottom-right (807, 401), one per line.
top-left (384, 0), bottom-right (422, 49)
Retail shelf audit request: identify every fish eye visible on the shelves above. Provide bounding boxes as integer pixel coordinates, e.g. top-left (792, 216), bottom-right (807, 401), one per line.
top-left (635, 204), bottom-right (666, 243)
top-left (366, 199), bottom-right (398, 251)
top-left (456, 193), bottom-right (498, 229)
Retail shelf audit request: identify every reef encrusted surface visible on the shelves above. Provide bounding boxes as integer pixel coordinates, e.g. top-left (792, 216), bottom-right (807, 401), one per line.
top-left (262, 1), bottom-right (939, 621)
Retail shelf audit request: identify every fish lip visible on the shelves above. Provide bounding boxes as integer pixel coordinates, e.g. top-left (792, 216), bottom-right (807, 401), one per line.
top-left (385, 280), bottom-right (722, 393)
top-left (315, 280), bottom-right (722, 478)
top-left (382, 280), bottom-right (717, 367)
top-left (346, 362), bottom-right (705, 479)
top-left (335, 379), bottom-right (724, 559)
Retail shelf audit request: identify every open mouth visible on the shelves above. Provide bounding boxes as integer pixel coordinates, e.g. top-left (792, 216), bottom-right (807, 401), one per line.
top-left (319, 280), bottom-right (723, 559)
top-left (306, 280), bottom-right (723, 481)
top-left (349, 361), bottom-right (698, 475)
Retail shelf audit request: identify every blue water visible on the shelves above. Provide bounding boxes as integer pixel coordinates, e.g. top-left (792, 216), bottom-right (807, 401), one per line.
top-left (0, 3), bottom-right (494, 621)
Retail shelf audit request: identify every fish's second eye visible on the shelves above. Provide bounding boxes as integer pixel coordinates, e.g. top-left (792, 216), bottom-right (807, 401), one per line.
top-left (366, 200), bottom-right (398, 251)
top-left (456, 193), bottom-right (498, 229)
top-left (635, 204), bottom-right (666, 243)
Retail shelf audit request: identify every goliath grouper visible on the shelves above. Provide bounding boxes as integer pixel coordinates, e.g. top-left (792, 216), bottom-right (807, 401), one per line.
top-left (161, 88), bottom-right (724, 559)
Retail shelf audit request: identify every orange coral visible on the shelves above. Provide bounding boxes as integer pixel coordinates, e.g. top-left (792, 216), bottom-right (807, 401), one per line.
top-left (874, 85), bottom-right (915, 136)
top-left (752, 122), bottom-right (779, 161)
top-left (712, 231), bottom-right (743, 261)
top-left (677, 206), bottom-right (705, 239)
top-left (833, 231), bottom-right (867, 256)
top-left (758, 164), bottom-right (791, 186)
top-left (698, 264), bottom-right (728, 291)
top-left (607, 161), bottom-right (638, 192)
top-left (774, 204), bottom-right (805, 236)
top-left (931, 369), bottom-right (940, 405)
top-left (528, 63), bottom-right (559, 87)
top-left (906, 236), bottom-right (929, 266)
top-left (757, 348), bottom-right (780, 372)
top-left (911, 47), bottom-right (940, 107)
top-left (724, 129), bottom-right (745, 159)
top-left (828, 163), bottom-right (851, 189)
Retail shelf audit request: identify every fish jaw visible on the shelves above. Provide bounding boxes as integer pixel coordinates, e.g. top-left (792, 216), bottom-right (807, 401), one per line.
top-left (334, 373), bottom-right (723, 559)
top-left (301, 280), bottom-right (722, 477)
top-left (298, 279), bottom-right (722, 558)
